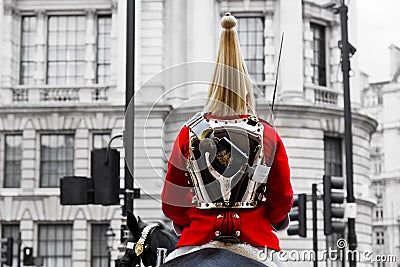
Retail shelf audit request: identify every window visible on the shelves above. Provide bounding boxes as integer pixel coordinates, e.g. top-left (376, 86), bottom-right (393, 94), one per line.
top-left (38, 224), bottom-right (72, 267)
top-left (375, 201), bottom-right (383, 220)
top-left (47, 16), bottom-right (86, 85)
top-left (4, 135), bottom-right (22, 188)
top-left (40, 134), bottom-right (74, 187)
top-left (1, 224), bottom-right (19, 267)
top-left (20, 13), bottom-right (112, 86)
top-left (91, 224), bottom-right (109, 267)
top-left (236, 17), bottom-right (264, 82)
top-left (371, 148), bottom-right (383, 175)
top-left (20, 16), bottom-right (37, 85)
top-left (93, 133), bottom-right (110, 149)
top-left (311, 23), bottom-right (327, 86)
top-left (97, 16), bottom-right (112, 84)
top-left (324, 136), bottom-right (342, 177)
top-left (375, 231), bottom-right (385, 245)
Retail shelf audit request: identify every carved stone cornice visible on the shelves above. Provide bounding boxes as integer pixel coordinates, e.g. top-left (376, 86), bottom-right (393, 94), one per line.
top-left (4, 1), bottom-right (18, 16)
top-left (111, 0), bottom-right (118, 11)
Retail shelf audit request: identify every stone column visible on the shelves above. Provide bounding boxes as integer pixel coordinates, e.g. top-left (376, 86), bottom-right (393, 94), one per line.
top-left (1, 3), bottom-right (16, 87)
top-left (72, 214), bottom-right (88, 267)
top-left (20, 218), bottom-right (34, 252)
top-left (110, 1), bottom-right (118, 87)
top-left (85, 9), bottom-right (96, 85)
top-left (34, 10), bottom-right (46, 84)
top-left (21, 120), bottom-right (36, 190)
top-left (186, 0), bottom-right (215, 100)
top-left (74, 120), bottom-right (89, 177)
top-left (279, 0), bottom-right (304, 102)
top-left (303, 15), bottom-right (313, 86)
top-left (264, 11), bottom-right (275, 83)
top-left (329, 20), bottom-right (342, 91)
top-left (164, 0), bottom-right (187, 106)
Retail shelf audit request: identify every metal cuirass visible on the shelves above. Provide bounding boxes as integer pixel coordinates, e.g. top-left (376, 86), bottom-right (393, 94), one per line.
top-left (185, 112), bottom-right (271, 209)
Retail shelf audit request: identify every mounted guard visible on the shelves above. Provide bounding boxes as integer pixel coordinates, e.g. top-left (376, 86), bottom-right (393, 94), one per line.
top-left (160, 13), bottom-right (293, 266)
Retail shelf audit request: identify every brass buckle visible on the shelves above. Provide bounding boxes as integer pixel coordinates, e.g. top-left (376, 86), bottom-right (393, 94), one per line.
top-left (134, 242), bottom-right (144, 256)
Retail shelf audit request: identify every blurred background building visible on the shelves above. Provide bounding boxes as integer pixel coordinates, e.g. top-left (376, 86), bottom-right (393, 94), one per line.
top-left (360, 44), bottom-right (400, 267)
top-left (0, 0), bottom-right (396, 266)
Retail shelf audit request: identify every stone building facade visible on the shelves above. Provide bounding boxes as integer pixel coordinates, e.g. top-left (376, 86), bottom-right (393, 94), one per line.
top-left (0, 0), bottom-right (378, 266)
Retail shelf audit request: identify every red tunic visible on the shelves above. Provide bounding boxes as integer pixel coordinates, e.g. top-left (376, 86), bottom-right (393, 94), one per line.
top-left (161, 114), bottom-right (293, 251)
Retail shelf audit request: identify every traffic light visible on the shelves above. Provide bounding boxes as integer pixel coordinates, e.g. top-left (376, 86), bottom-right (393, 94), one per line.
top-left (0, 237), bottom-right (13, 266)
top-left (60, 176), bottom-right (93, 205)
top-left (91, 148), bottom-right (120, 205)
top-left (323, 175), bottom-right (346, 235)
top-left (60, 148), bottom-right (120, 205)
top-left (287, 193), bottom-right (307, 237)
top-left (23, 247), bottom-right (34, 266)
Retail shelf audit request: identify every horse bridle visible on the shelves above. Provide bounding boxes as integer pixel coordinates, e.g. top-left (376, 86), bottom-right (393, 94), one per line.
top-left (126, 223), bottom-right (161, 267)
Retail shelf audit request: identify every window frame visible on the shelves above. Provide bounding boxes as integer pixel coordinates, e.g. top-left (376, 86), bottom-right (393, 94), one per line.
top-left (96, 14), bottom-right (112, 85)
top-left (19, 15), bottom-right (37, 85)
top-left (90, 223), bottom-right (110, 267)
top-left (37, 223), bottom-right (73, 267)
top-left (375, 230), bottom-right (385, 246)
top-left (92, 131), bottom-right (112, 150)
top-left (39, 132), bottom-right (75, 188)
top-left (18, 11), bottom-right (113, 86)
top-left (310, 22), bottom-right (327, 87)
top-left (230, 13), bottom-right (265, 83)
top-left (1, 223), bottom-right (20, 267)
top-left (46, 15), bottom-right (87, 85)
top-left (3, 133), bottom-right (23, 188)
top-left (324, 135), bottom-right (343, 177)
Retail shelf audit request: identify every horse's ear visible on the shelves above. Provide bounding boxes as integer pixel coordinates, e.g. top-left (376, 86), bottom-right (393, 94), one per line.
top-left (137, 216), bottom-right (149, 231)
top-left (127, 211), bottom-right (140, 240)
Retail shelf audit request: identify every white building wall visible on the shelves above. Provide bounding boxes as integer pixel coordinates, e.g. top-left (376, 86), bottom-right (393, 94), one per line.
top-left (0, 0), bottom-right (381, 266)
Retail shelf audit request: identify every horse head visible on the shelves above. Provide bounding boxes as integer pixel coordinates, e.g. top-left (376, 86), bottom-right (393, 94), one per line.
top-left (119, 211), bottom-right (178, 267)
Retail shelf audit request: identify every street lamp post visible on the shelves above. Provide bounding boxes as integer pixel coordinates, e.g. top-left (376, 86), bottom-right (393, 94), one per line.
top-left (106, 226), bottom-right (116, 267)
top-left (323, 1), bottom-right (358, 266)
top-left (338, 3), bottom-right (358, 267)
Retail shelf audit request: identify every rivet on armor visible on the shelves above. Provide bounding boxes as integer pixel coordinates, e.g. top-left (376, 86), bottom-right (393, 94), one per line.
top-left (233, 214), bottom-right (239, 219)
top-left (185, 172), bottom-right (189, 176)
top-left (225, 121), bottom-right (228, 124)
top-left (187, 180), bottom-right (191, 185)
top-left (215, 231), bottom-right (221, 237)
top-left (235, 231), bottom-right (241, 237)
top-left (257, 128), bottom-right (260, 132)
top-left (235, 120), bottom-right (238, 123)
top-left (243, 118), bottom-right (247, 122)
top-left (206, 119), bottom-right (210, 122)
top-left (217, 214), bottom-right (223, 219)
top-left (215, 120), bottom-right (218, 123)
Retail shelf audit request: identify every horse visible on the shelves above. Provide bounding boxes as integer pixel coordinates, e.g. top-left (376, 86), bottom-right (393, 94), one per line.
top-left (119, 211), bottom-right (271, 267)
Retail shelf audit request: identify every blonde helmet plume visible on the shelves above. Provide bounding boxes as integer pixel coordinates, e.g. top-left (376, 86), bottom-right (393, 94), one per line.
top-left (205, 13), bottom-right (255, 117)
